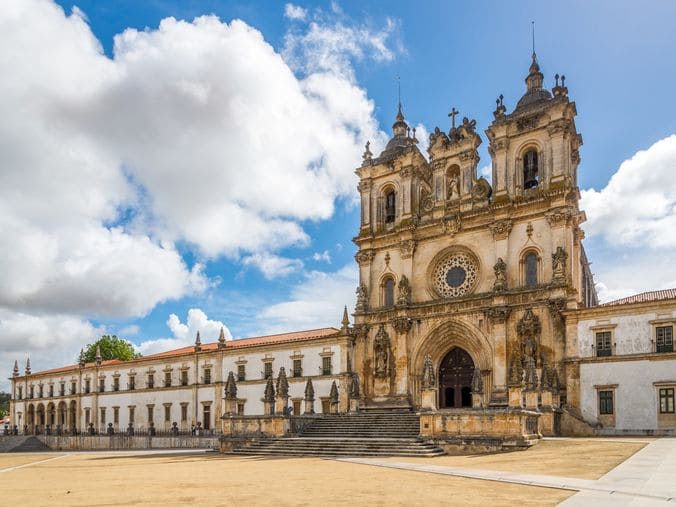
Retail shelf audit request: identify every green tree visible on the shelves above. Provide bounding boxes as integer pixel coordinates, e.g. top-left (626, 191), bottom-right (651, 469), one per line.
top-left (81, 335), bottom-right (141, 363)
top-left (0, 392), bottom-right (10, 417)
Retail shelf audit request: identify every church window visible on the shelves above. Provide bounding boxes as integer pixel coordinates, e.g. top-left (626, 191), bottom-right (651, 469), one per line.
top-left (385, 190), bottom-right (396, 223)
top-left (71, 381), bottom-right (77, 394)
top-left (384, 278), bottom-right (395, 307)
top-left (164, 371), bottom-right (172, 387)
top-left (85, 379), bottom-right (91, 393)
top-left (433, 251), bottom-right (479, 298)
top-left (237, 364), bottom-right (246, 382)
top-left (203, 368), bottom-right (211, 385)
top-left (599, 390), bottom-right (614, 415)
top-left (656, 326), bottom-right (673, 353)
top-left (147, 373), bottom-right (154, 389)
top-left (264, 362), bottom-right (273, 380)
top-left (181, 370), bottom-right (188, 386)
top-left (596, 332), bottom-right (612, 357)
top-left (523, 150), bottom-right (539, 189)
top-left (659, 388), bottom-right (675, 414)
top-left (17, 386), bottom-right (22, 400)
top-left (525, 253), bottom-right (538, 286)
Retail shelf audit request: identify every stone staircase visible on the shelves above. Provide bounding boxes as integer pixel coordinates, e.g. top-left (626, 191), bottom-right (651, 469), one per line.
top-left (233, 413), bottom-right (445, 457)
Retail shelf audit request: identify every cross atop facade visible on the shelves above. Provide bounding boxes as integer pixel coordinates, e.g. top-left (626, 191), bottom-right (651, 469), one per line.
top-left (448, 107), bottom-right (459, 129)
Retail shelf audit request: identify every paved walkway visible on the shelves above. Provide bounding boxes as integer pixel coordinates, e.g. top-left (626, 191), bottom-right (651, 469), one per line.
top-left (336, 438), bottom-right (676, 505)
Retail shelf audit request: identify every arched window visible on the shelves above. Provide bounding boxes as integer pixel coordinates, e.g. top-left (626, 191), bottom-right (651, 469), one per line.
top-left (523, 150), bottom-right (539, 189)
top-left (525, 252), bottom-right (538, 286)
top-left (385, 190), bottom-right (396, 223)
top-left (384, 278), bottom-right (395, 307)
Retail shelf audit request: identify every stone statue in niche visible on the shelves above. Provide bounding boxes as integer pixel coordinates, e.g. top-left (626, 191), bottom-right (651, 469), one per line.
top-left (552, 246), bottom-right (568, 281)
top-left (421, 354), bottom-right (435, 388)
top-left (447, 175), bottom-right (460, 200)
top-left (373, 325), bottom-right (390, 378)
top-left (493, 257), bottom-right (507, 292)
top-left (355, 284), bottom-right (368, 312)
top-left (397, 275), bottom-right (411, 305)
top-left (516, 309), bottom-right (542, 366)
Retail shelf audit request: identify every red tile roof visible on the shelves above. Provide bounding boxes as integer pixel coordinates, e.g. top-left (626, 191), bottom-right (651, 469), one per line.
top-left (26, 327), bottom-right (339, 377)
top-left (600, 288), bottom-right (676, 307)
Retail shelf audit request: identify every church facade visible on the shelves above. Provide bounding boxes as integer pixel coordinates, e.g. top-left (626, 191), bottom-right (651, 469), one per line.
top-left (8, 52), bottom-right (676, 440)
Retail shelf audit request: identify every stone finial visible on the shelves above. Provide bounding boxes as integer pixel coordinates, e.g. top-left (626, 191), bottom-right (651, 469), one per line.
top-left (194, 331), bottom-right (202, 352)
top-left (362, 141), bottom-right (373, 162)
top-left (524, 357), bottom-right (538, 390)
top-left (349, 374), bottom-right (360, 400)
top-left (397, 275), bottom-right (411, 306)
top-left (25, 357), bottom-right (31, 375)
top-left (421, 354), bottom-right (436, 389)
top-left (340, 306), bottom-right (350, 333)
top-left (493, 93), bottom-right (507, 118)
top-left (218, 327), bottom-right (227, 348)
top-left (224, 371), bottom-right (237, 400)
top-left (13, 360), bottom-right (19, 377)
top-left (540, 362), bottom-right (552, 390)
top-left (276, 367), bottom-right (289, 398)
top-left (471, 367), bottom-right (484, 394)
top-left (95, 345), bottom-right (102, 366)
top-left (78, 349), bottom-right (85, 368)
top-left (263, 377), bottom-right (275, 403)
top-left (329, 380), bottom-right (339, 404)
top-left (304, 378), bottom-right (315, 401)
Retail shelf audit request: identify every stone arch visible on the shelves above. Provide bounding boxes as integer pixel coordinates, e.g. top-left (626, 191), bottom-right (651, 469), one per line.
top-left (514, 139), bottom-right (545, 190)
top-left (519, 246), bottom-right (543, 287)
top-left (411, 319), bottom-right (493, 406)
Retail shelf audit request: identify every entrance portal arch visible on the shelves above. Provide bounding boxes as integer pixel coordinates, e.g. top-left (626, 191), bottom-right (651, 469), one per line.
top-left (439, 347), bottom-right (474, 408)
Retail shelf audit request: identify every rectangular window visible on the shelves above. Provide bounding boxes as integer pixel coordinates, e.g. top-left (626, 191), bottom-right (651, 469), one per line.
top-left (129, 406), bottom-right (135, 424)
top-left (659, 388), bottom-right (675, 414)
top-left (203, 405), bottom-right (211, 430)
top-left (181, 370), bottom-right (188, 386)
top-left (204, 368), bottom-right (211, 385)
top-left (113, 407), bottom-right (119, 424)
top-left (49, 385), bottom-right (54, 397)
top-left (113, 377), bottom-right (120, 391)
top-left (71, 381), bottom-right (77, 394)
top-left (17, 386), bottom-right (22, 400)
top-left (164, 405), bottom-right (171, 422)
top-left (99, 378), bottom-right (105, 392)
top-left (85, 408), bottom-right (90, 426)
top-left (293, 359), bottom-right (302, 377)
top-left (237, 364), bottom-right (246, 382)
top-left (59, 384), bottom-right (64, 396)
top-left (656, 326), bottom-right (674, 353)
top-left (100, 407), bottom-right (106, 425)
top-left (128, 376), bottom-right (135, 390)
top-left (147, 406), bottom-right (154, 424)
top-left (264, 362), bottom-right (273, 379)
top-left (85, 379), bottom-right (91, 394)
top-left (599, 390), bottom-right (614, 415)
top-left (322, 356), bottom-right (332, 376)
top-left (181, 404), bottom-right (188, 422)
top-left (38, 385), bottom-right (43, 398)
top-left (29, 386), bottom-right (34, 399)
top-left (596, 332), bottom-right (612, 357)
top-left (147, 373), bottom-right (154, 389)
top-left (164, 371), bottom-right (172, 387)
top-left (237, 402), bottom-right (245, 416)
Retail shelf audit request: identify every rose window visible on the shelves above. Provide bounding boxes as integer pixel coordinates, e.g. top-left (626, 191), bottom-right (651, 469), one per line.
top-left (432, 252), bottom-right (479, 298)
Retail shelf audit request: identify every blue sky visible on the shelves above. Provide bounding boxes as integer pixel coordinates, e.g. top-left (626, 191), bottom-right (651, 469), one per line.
top-left (1, 0), bottom-right (675, 381)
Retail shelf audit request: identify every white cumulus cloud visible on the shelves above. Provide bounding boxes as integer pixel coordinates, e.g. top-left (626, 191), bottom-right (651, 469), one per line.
top-left (284, 3), bottom-right (308, 21)
top-left (242, 252), bottom-right (304, 279)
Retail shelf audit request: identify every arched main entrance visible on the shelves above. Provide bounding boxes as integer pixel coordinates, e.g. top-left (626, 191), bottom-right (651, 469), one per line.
top-left (439, 347), bottom-right (474, 408)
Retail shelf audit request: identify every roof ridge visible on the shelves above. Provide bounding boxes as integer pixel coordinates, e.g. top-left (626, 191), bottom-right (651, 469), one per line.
top-left (600, 288), bottom-right (676, 307)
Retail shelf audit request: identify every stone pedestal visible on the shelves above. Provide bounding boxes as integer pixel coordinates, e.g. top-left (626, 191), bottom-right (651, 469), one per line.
top-left (304, 399), bottom-right (314, 415)
top-left (540, 390), bottom-right (553, 409)
top-left (552, 392), bottom-right (561, 408)
top-left (264, 401), bottom-right (274, 416)
top-left (524, 390), bottom-right (539, 410)
top-left (330, 401), bottom-right (339, 414)
top-left (349, 399), bottom-right (359, 412)
top-left (508, 386), bottom-right (523, 408)
top-left (421, 388), bottom-right (437, 411)
top-left (275, 396), bottom-right (289, 415)
top-left (224, 399), bottom-right (237, 416)
top-left (373, 377), bottom-right (389, 397)
top-left (471, 393), bottom-right (483, 409)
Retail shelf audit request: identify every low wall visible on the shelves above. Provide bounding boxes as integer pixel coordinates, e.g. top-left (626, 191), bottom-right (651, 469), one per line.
top-left (38, 434), bottom-right (220, 451)
top-left (419, 408), bottom-right (541, 453)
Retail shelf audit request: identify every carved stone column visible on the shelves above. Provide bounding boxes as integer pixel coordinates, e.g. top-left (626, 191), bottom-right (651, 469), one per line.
top-left (487, 305), bottom-right (511, 392)
top-left (392, 317), bottom-right (412, 395)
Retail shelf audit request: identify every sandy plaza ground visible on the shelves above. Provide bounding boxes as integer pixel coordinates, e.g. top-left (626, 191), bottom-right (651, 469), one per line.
top-left (3, 437), bottom-right (673, 506)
